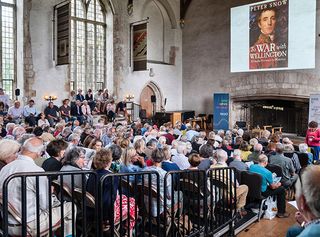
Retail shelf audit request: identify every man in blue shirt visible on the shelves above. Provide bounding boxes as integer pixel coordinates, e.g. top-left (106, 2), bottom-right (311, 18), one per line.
top-left (249, 154), bottom-right (289, 218)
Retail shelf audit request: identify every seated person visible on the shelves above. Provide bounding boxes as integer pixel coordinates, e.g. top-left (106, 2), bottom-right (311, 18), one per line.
top-left (249, 154), bottom-right (289, 218)
top-left (59, 147), bottom-right (87, 189)
top-left (269, 143), bottom-right (298, 188)
top-left (23, 99), bottom-right (38, 127)
top-left (81, 100), bottom-right (93, 125)
top-left (211, 149), bottom-right (248, 215)
top-left (143, 148), bottom-right (182, 217)
top-left (59, 99), bottom-right (72, 122)
top-left (161, 145), bottom-right (180, 172)
top-left (0, 137), bottom-right (74, 236)
top-left (7, 101), bottom-right (23, 124)
top-left (120, 147), bottom-right (145, 183)
top-left (42, 139), bottom-right (68, 172)
top-left (229, 149), bottom-right (248, 171)
top-left (71, 100), bottom-right (84, 124)
top-left (298, 143), bottom-right (313, 165)
top-left (87, 149), bottom-right (137, 233)
top-left (44, 102), bottom-right (60, 127)
top-left (0, 139), bottom-right (20, 171)
top-left (286, 165), bottom-right (320, 237)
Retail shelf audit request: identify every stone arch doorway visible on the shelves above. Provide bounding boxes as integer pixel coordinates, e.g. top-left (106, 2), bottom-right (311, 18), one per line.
top-left (140, 81), bottom-right (163, 118)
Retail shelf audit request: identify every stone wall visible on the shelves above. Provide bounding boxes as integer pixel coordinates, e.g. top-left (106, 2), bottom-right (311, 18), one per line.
top-left (182, 0), bottom-right (320, 124)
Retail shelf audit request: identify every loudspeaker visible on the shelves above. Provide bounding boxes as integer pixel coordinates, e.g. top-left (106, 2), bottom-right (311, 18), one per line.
top-left (139, 109), bottom-right (147, 119)
top-left (15, 88), bottom-right (20, 97)
top-left (151, 95), bottom-right (156, 103)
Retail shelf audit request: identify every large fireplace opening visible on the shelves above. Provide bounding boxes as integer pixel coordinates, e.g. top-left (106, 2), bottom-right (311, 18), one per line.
top-left (235, 99), bottom-right (308, 136)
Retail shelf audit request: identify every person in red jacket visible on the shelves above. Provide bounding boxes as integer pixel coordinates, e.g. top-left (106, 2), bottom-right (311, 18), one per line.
top-left (305, 121), bottom-right (320, 161)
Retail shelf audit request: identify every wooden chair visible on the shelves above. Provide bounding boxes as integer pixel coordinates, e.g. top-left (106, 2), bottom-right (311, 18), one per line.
top-left (73, 188), bottom-right (121, 237)
top-left (136, 184), bottom-right (182, 236)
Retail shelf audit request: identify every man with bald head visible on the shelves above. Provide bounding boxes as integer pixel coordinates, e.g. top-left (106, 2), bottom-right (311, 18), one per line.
top-left (0, 137), bottom-right (74, 236)
top-left (248, 143), bottom-right (263, 163)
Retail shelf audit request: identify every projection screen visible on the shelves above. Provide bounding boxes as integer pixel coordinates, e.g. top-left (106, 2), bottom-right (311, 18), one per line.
top-left (231, 0), bottom-right (316, 73)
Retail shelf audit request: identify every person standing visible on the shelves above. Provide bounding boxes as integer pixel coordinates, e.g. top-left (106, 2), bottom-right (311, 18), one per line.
top-left (305, 121), bottom-right (320, 162)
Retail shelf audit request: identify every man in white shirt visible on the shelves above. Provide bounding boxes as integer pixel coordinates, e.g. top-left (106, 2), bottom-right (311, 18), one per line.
top-left (0, 137), bottom-right (75, 236)
top-left (7, 101), bottom-right (24, 124)
top-left (23, 99), bottom-right (38, 126)
top-left (0, 88), bottom-right (10, 109)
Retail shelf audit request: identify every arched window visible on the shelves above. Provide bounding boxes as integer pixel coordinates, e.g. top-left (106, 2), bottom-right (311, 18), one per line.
top-left (70, 0), bottom-right (106, 92)
top-left (0, 0), bottom-right (16, 99)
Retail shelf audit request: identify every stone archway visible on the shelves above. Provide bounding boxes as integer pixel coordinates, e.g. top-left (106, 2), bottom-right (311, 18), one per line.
top-left (140, 81), bottom-right (163, 118)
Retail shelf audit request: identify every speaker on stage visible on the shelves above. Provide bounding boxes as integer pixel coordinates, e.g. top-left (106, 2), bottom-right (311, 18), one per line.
top-left (15, 88), bottom-right (20, 97)
top-left (151, 95), bottom-right (156, 103)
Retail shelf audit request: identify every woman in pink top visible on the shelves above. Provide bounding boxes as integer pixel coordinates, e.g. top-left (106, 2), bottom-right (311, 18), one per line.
top-left (305, 121), bottom-right (320, 161)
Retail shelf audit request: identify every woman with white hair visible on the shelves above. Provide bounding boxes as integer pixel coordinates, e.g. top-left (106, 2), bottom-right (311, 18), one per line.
top-left (0, 139), bottom-right (21, 170)
top-left (299, 143), bottom-right (313, 165)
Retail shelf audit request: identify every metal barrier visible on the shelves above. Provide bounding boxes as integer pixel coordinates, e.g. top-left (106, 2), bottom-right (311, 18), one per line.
top-left (0, 168), bottom-right (238, 237)
top-left (1, 170), bottom-right (98, 237)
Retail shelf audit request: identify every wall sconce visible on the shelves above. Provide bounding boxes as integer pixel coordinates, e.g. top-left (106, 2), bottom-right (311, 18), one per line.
top-left (149, 68), bottom-right (155, 77)
top-left (125, 94), bottom-right (134, 102)
top-left (44, 95), bottom-right (57, 102)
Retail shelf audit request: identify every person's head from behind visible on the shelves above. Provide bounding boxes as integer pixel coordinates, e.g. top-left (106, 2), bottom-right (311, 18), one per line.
top-left (63, 147), bottom-right (85, 168)
top-left (188, 153), bottom-right (201, 168)
top-left (151, 148), bottom-right (165, 164)
top-left (122, 147), bottom-right (137, 166)
top-left (177, 142), bottom-right (187, 155)
top-left (233, 149), bottom-right (242, 161)
top-left (0, 139), bottom-right (21, 164)
top-left (147, 138), bottom-right (158, 150)
top-left (258, 8), bottom-right (276, 35)
top-left (134, 138), bottom-right (146, 152)
top-left (299, 143), bottom-right (308, 154)
top-left (275, 143), bottom-right (284, 154)
top-left (240, 141), bottom-right (250, 151)
top-left (46, 139), bottom-right (68, 160)
top-left (93, 148), bottom-right (113, 170)
top-left (295, 165), bottom-right (320, 219)
top-left (68, 133), bottom-right (80, 145)
top-left (253, 143), bottom-right (263, 153)
top-left (162, 145), bottom-right (171, 161)
top-left (21, 137), bottom-right (44, 160)
top-left (216, 149), bottom-right (228, 163)
top-left (258, 154), bottom-right (268, 167)
top-left (109, 144), bottom-right (122, 161)
top-left (199, 143), bottom-right (213, 158)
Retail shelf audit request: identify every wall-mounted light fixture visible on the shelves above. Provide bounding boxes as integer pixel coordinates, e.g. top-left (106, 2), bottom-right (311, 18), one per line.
top-left (44, 95), bottom-right (57, 102)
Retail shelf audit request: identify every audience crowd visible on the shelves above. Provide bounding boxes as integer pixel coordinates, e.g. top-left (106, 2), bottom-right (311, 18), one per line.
top-left (0, 88), bottom-right (319, 236)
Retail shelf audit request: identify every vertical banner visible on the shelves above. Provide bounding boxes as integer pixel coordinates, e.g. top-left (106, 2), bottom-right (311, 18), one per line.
top-left (56, 3), bottom-right (70, 65)
top-left (213, 93), bottom-right (230, 131)
top-left (309, 94), bottom-right (320, 124)
top-left (133, 23), bottom-right (147, 71)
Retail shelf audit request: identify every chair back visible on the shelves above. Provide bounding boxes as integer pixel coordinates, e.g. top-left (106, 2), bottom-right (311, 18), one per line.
top-left (296, 152), bottom-right (309, 168)
top-left (266, 164), bottom-right (283, 178)
top-left (241, 171), bottom-right (264, 201)
top-left (73, 188), bottom-right (95, 209)
top-left (179, 178), bottom-right (204, 197)
top-left (51, 180), bottom-right (73, 200)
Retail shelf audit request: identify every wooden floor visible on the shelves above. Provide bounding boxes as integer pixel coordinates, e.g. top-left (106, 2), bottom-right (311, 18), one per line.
top-left (238, 203), bottom-right (297, 237)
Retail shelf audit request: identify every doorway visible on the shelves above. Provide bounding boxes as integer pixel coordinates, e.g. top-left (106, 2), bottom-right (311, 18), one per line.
top-left (140, 85), bottom-right (156, 118)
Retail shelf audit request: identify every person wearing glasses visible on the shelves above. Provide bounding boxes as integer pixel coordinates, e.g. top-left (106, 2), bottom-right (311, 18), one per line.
top-left (286, 165), bottom-right (320, 237)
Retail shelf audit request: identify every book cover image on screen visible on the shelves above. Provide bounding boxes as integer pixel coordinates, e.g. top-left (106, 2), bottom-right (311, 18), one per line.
top-left (249, 0), bottom-right (289, 70)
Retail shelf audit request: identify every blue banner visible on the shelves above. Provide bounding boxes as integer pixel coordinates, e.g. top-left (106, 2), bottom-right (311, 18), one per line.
top-left (213, 93), bottom-right (229, 131)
